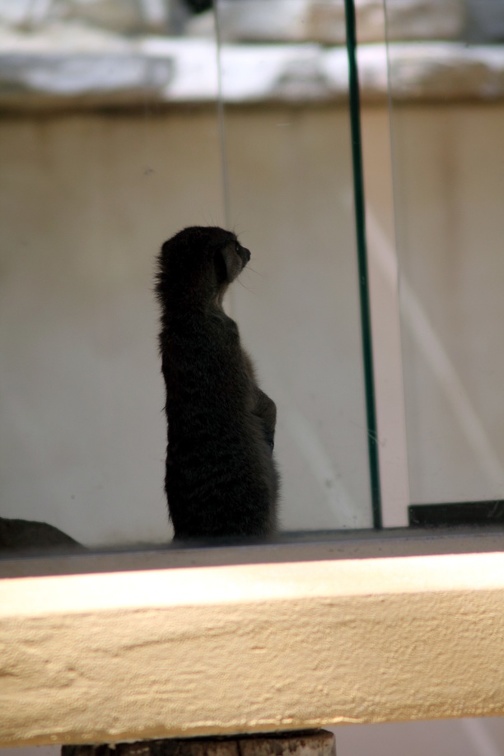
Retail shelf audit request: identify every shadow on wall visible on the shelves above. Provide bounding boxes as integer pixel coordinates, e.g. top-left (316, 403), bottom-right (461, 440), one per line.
top-left (2, 719), bottom-right (504, 756)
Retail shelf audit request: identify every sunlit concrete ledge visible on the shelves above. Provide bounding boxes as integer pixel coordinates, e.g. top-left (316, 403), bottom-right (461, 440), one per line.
top-left (0, 41), bottom-right (503, 111)
top-left (1, 533), bottom-right (504, 747)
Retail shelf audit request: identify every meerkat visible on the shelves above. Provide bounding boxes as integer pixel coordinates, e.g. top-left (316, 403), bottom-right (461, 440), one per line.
top-left (156, 226), bottom-right (279, 539)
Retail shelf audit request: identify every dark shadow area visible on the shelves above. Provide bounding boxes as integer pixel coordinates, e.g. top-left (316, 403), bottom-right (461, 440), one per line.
top-left (1, 525), bottom-right (503, 579)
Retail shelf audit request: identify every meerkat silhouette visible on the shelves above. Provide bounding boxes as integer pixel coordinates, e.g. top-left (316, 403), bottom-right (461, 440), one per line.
top-left (156, 226), bottom-right (279, 539)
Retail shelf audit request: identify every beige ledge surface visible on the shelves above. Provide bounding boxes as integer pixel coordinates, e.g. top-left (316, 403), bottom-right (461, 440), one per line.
top-left (1, 543), bottom-right (504, 747)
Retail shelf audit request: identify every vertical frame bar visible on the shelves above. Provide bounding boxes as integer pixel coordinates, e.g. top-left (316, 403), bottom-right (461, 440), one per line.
top-left (344, 0), bottom-right (382, 528)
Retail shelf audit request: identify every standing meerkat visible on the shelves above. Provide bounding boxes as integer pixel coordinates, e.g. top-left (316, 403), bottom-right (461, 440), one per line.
top-left (156, 226), bottom-right (279, 539)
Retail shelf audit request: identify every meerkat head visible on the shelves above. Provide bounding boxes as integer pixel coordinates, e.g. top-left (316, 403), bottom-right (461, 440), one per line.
top-left (157, 226), bottom-right (251, 306)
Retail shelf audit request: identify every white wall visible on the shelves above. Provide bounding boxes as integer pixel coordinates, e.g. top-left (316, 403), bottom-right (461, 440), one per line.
top-left (361, 103), bottom-right (504, 521)
top-left (391, 104), bottom-right (504, 507)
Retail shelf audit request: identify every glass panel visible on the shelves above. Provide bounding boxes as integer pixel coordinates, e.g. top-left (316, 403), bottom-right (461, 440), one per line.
top-left (215, 0), bottom-right (373, 532)
top-left (0, 0), bottom-right (374, 557)
top-left (0, 1), bottom-right (224, 551)
top-left (385, 0), bottom-right (504, 525)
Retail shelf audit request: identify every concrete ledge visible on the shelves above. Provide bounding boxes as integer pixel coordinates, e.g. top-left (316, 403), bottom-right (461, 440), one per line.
top-left (0, 41), bottom-right (503, 111)
top-left (1, 537), bottom-right (504, 746)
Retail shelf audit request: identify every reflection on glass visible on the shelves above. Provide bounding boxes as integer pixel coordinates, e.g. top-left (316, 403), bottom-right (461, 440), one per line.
top-left (0, 1), bottom-right (224, 551)
top-left (0, 0), bottom-right (375, 555)
top-left (385, 0), bottom-right (504, 523)
top-left (215, 0), bottom-right (373, 532)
